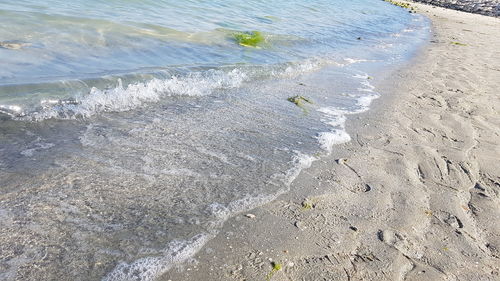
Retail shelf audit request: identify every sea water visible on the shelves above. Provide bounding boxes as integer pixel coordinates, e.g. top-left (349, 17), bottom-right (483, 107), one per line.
top-left (0, 0), bottom-right (429, 280)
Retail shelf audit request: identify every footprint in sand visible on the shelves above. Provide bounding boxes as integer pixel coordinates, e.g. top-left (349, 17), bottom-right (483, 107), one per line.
top-left (378, 229), bottom-right (424, 259)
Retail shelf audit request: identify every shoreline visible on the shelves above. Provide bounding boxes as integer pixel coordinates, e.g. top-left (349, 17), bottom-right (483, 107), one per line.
top-left (161, 3), bottom-right (500, 281)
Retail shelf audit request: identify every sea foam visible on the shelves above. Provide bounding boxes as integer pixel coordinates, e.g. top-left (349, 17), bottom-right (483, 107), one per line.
top-left (315, 73), bottom-right (380, 154)
top-left (103, 234), bottom-right (210, 281)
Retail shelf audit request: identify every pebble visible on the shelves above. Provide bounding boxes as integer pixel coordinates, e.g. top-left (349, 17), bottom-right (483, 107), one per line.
top-left (294, 221), bottom-right (306, 231)
top-left (245, 214), bottom-right (256, 219)
top-left (335, 158), bottom-right (347, 164)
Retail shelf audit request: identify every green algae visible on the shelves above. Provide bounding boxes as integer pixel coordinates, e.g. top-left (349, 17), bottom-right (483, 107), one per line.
top-left (233, 31), bottom-right (265, 48)
top-left (301, 199), bottom-right (315, 210)
top-left (384, 0), bottom-right (412, 9)
top-left (287, 95), bottom-right (313, 105)
top-left (451, 41), bottom-right (467, 46)
top-left (302, 201), bottom-right (313, 210)
top-left (287, 95), bottom-right (313, 114)
top-left (301, 196), bottom-right (320, 210)
top-left (266, 262), bottom-right (282, 281)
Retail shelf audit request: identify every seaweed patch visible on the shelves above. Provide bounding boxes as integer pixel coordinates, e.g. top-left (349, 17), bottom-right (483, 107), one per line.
top-left (266, 262), bottom-right (282, 281)
top-left (233, 31), bottom-right (265, 48)
top-left (287, 95), bottom-right (313, 113)
top-left (383, 0), bottom-right (416, 13)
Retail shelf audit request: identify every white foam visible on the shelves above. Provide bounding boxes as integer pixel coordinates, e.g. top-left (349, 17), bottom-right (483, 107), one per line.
top-left (357, 80), bottom-right (376, 93)
top-left (206, 203), bottom-right (231, 221)
top-left (343, 58), bottom-right (368, 65)
top-left (316, 130), bottom-right (351, 153)
top-left (316, 109), bottom-right (350, 155)
top-left (353, 73), bottom-right (370, 79)
top-left (283, 152), bottom-right (317, 186)
top-left (25, 69), bottom-right (246, 121)
top-left (317, 107), bottom-right (349, 116)
top-left (103, 234), bottom-right (210, 281)
top-left (357, 94), bottom-right (379, 109)
top-left (315, 73), bottom-right (379, 153)
top-left (280, 57), bottom-right (333, 77)
top-left (0, 104), bottom-right (24, 117)
top-left (320, 113), bottom-right (347, 127)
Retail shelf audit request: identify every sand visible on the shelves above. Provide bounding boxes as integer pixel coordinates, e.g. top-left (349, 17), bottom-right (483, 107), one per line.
top-left (161, 3), bottom-right (500, 281)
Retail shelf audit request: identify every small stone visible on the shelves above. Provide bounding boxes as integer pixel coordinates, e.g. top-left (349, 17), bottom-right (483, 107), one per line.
top-left (288, 262), bottom-right (295, 267)
top-left (444, 215), bottom-right (462, 228)
top-left (335, 158), bottom-right (347, 164)
top-left (245, 214), bottom-right (256, 219)
top-left (294, 221), bottom-right (306, 231)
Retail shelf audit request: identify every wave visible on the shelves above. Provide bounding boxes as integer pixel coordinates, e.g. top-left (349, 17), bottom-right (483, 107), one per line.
top-left (2, 57), bottom-right (355, 121)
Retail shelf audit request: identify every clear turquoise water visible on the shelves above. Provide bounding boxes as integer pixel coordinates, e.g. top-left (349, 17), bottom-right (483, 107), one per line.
top-left (0, 1), bottom-right (429, 280)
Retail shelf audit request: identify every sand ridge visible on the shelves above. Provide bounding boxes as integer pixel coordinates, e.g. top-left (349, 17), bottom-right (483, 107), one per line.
top-left (161, 3), bottom-right (500, 281)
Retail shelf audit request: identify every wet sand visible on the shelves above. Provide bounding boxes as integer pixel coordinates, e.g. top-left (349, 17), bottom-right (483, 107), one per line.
top-left (162, 3), bottom-right (500, 281)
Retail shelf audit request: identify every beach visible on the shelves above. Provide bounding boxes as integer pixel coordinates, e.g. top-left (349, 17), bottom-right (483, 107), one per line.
top-left (161, 3), bottom-right (500, 280)
top-left (0, 1), bottom-right (499, 280)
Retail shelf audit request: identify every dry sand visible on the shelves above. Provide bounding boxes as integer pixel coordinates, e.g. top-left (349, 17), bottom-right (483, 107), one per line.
top-left (161, 3), bottom-right (500, 281)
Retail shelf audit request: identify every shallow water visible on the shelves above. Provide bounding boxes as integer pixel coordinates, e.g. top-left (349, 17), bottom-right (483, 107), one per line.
top-left (0, 0), bottom-right (429, 280)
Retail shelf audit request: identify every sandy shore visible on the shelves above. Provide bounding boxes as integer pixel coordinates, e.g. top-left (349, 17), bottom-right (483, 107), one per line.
top-left (161, 3), bottom-right (500, 281)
